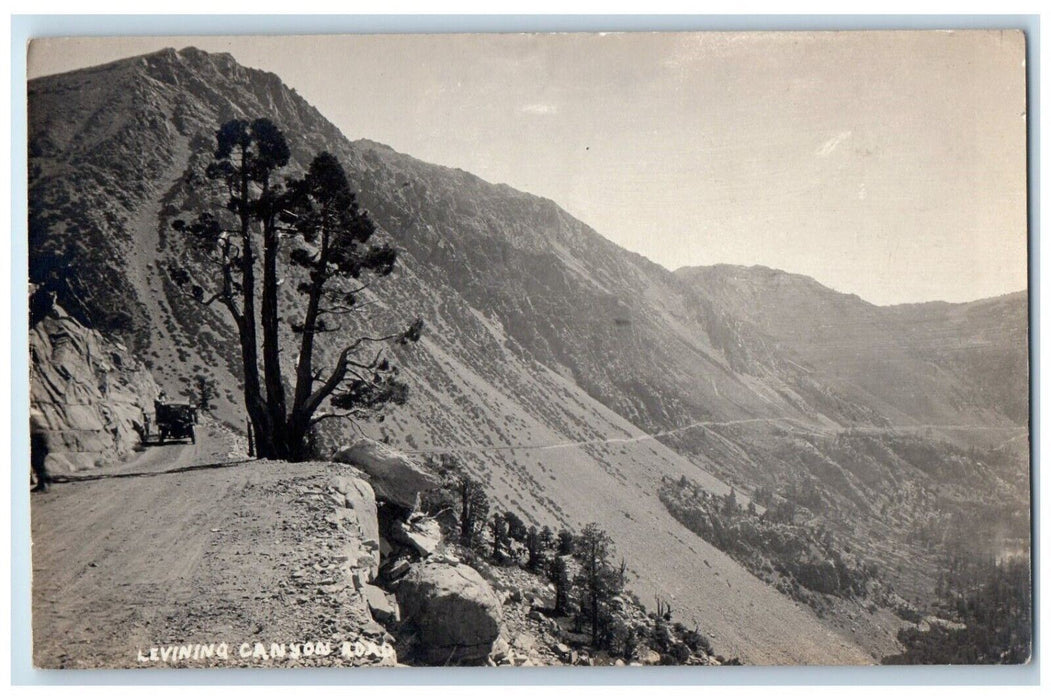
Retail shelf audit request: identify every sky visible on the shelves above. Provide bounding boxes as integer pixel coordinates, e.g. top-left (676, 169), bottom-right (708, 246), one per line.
top-left (28, 31), bottom-right (1028, 305)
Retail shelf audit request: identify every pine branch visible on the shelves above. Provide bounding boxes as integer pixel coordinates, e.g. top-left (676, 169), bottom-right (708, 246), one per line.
top-left (302, 333), bottom-right (401, 417)
top-left (309, 409), bottom-right (370, 427)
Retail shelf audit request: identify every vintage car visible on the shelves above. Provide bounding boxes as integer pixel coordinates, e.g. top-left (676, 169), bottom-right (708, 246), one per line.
top-left (153, 401), bottom-right (197, 444)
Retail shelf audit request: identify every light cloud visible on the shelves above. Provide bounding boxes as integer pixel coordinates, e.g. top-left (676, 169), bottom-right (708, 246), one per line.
top-left (816, 130), bottom-right (852, 158)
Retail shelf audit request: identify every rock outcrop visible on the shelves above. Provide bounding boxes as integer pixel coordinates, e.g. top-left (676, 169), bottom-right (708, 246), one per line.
top-left (324, 470), bottom-right (401, 662)
top-left (326, 470), bottom-right (509, 666)
top-left (29, 296), bottom-right (160, 475)
top-left (328, 473), bottom-right (383, 582)
top-left (394, 560), bottom-right (505, 665)
top-left (391, 516), bottom-right (443, 557)
top-left (333, 438), bottom-right (441, 509)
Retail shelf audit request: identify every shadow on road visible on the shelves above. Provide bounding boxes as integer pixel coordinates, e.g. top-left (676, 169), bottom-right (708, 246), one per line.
top-left (134, 439), bottom-right (194, 449)
top-left (51, 458), bottom-right (258, 484)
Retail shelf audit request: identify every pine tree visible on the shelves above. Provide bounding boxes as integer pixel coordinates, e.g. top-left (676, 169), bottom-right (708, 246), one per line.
top-left (457, 475), bottom-right (489, 548)
top-left (526, 525), bottom-right (549, 573)
top-left (491, 512), bottom-right (511, 563)
top-left (170, 120), bottom-right (422, 460)
top-left (186, 373), bottom-right (218, 412)
top-left (540, 525), bottom-right (555, 550)
top-left (549, 555), bottom-right (572, 616)
top-left (281, 151), bottom-right (422, 458)
top-left (171, 118), bottom-right (289, 456)
top-left (574, 522), bottom-right (622, 647)
top-left (504, 511), bottom-right (528, 543)
top-left (557, 528), bottom-right (575, 556)
top-left (723, 487), bottom-right (738, 515)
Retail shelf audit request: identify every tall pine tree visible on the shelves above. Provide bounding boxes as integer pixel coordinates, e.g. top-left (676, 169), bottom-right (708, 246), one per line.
top-left (171, 119), bottom-right (422, 460)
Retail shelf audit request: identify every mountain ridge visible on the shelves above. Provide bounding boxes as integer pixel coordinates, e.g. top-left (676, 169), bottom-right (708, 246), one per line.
top-left (676, 263), bottom-right (1026, 309)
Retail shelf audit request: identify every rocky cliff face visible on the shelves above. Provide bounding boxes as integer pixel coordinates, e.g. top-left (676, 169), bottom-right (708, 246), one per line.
top-left (29, 293), bottom-right (160, 475)
top-left (27, 47), bottom-right (1029, 663)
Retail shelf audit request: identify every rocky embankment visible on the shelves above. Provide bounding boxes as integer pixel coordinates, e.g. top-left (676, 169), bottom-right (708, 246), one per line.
top-left (331, 438), bottom-right (505, 666)
top-left (334, 438), bottom-right (720, 667)
top-left (29, 290), bottom-right (160, 476)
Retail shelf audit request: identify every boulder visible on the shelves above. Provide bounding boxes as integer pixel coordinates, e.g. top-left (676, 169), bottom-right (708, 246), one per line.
top-left (363, 583), bottom-right (401, 624)
top-left (513, 632), bottom-right (536, 653)
top-left (527, 608), bottom-right (547, 623)
top-left (528, 590), bottom-right (555, 610)
top-left (490, 635), bottom-right (512, 661)
top-left (560, 629), bottom-right (591, 645)
top-left (395, 560), bottom-right (504, 665)
top-left (391, 517), bottom-right (442, 557)
top-left (638, 647), bottom-right (662, 665)
top-left (383, 556), bottom-right (413, 581)
top-left (333, 438), bottom-right (441, 509)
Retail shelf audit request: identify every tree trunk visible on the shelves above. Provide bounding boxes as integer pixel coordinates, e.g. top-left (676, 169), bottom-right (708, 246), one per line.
top-left (285, 409), bottom-right (312, 462)
top-left (241, 332), bottom-right (272, 457)
top-left (261, 196), bottom-right (288, 458)
top-left (590, 577), bottom-right (600, 647)
top-left (286, 286), bottom-right (322, 461)
top-left (288, 226), bottom-right (331, 462)
top-left (236, 145), bottom-right (273, 459)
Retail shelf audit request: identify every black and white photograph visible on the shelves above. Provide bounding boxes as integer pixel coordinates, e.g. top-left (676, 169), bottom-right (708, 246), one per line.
top-left (24, 30), bottom-right (1031, 669)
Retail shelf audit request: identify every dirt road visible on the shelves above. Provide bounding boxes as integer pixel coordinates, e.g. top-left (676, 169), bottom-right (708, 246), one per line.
top-left (30, 424), bottom-right (382, 669)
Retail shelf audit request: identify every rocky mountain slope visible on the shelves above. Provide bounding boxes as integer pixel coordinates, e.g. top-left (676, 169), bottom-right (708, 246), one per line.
top-left (676, 265), bottom-right (1028, 429)
top-left (29, 289), bottom-right (160, 476)
top-left (27, 47), bottom-right (1029, 664)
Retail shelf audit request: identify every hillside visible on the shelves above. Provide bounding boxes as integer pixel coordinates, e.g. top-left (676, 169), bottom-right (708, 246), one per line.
top-left (29, 289), bottom-right (161, 476)
top-left (675, 265), bottom-right (1028, 429)
top-left (27, 47), bottom-right (1028, 664)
